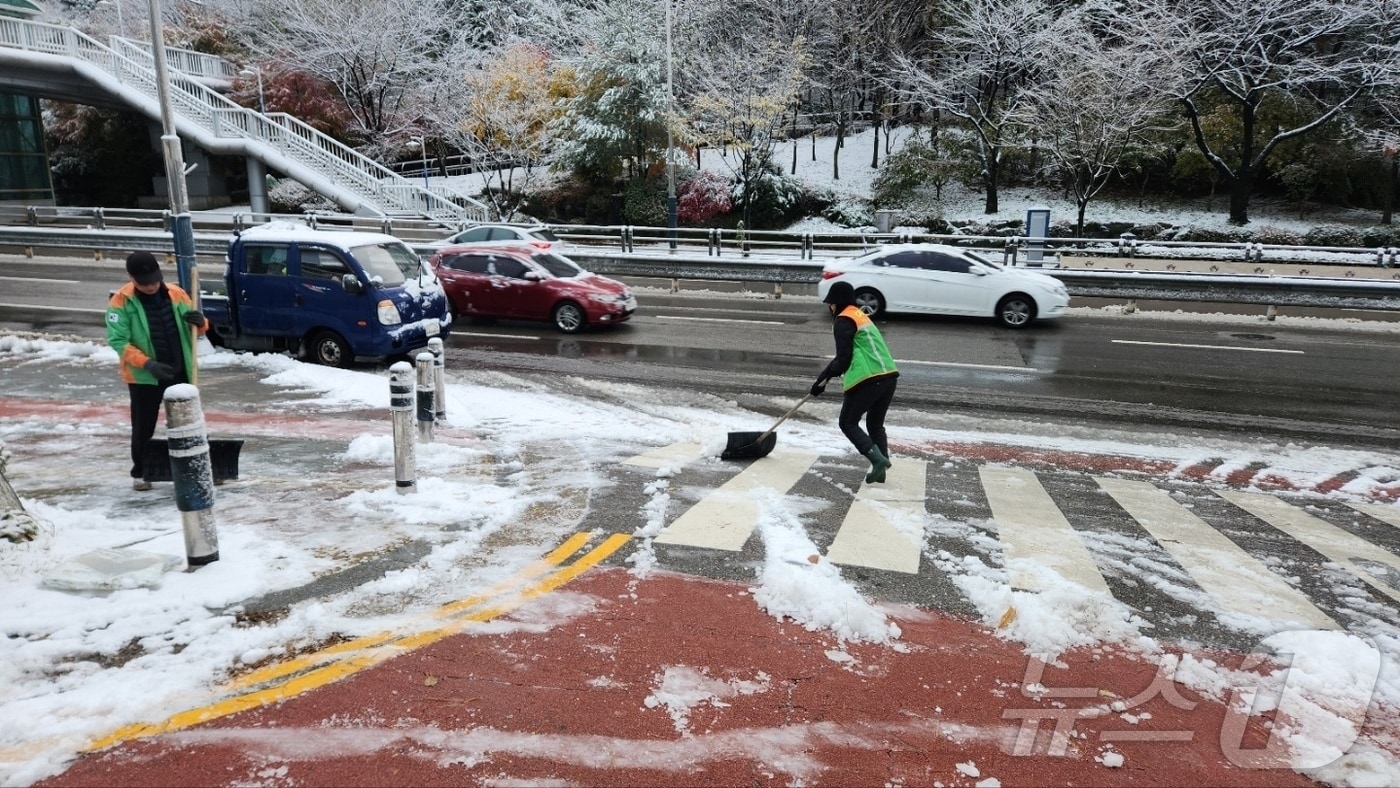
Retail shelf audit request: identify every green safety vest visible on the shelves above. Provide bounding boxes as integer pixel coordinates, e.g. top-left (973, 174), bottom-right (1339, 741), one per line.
top-left (839, 305), bottom-right (897, 388)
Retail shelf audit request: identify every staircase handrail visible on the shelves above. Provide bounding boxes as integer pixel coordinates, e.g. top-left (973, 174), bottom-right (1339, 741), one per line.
top-left (0, 18), bottom-right (486, 225)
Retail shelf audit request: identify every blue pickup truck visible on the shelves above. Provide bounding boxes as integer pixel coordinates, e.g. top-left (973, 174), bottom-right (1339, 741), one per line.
top-left (201, 222), bottom-right (452, 366)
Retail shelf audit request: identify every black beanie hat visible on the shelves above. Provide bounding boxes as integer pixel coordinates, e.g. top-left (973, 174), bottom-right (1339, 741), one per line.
top-left (125, 251), bottom-right (162, 285)
top-left (823, 280), bottom-right (855, 307)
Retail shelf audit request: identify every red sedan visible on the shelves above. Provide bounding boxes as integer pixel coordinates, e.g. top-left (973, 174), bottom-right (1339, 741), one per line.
top-left (427, 244), bottom-right (636, 333)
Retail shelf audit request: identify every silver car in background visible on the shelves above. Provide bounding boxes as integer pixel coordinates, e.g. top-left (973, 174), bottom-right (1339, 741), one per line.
top-left (816, 243), bottom-right (1070, 328)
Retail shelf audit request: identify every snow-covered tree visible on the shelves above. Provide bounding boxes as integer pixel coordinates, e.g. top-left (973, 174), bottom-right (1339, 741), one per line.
top-left (234, 0), bottom-right (457, 153)
top-left (1013, 12), bottom-right (1180, 236)
top-left (551, 0), bottom-right (672, 184)
top-left (889, 0), bottom-right (1067, 215)
top-left (683, 24), bottom-right (809, 227)
top-left (1095, 0), bottom-right (1400, 225)
top-left (426, 43), bottom-right (574, 221)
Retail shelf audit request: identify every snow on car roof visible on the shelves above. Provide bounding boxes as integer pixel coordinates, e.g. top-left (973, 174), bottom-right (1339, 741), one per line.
top-left (234, 220), bottom-right (407, 252)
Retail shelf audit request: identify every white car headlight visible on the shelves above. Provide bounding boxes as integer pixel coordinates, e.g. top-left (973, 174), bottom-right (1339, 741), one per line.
top-left (377, 299), bottom-right (402, 325)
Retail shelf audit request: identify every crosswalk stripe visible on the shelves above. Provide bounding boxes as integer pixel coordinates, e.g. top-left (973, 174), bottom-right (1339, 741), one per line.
top-left (825, 460), bottom-right (926, 573)
top-left (623, 442), bottom-right (705, 469)
top-left (979, 466), bottom-right (1110, 594)
top-left (1350, 502), bottom-right (1400, 530)
top-left (1219, 490), bottom-right (1400, 607)
top-left (1097, 478), bottom-right (1338, 630)
top-left (653, 450), bottom-right (820, 551)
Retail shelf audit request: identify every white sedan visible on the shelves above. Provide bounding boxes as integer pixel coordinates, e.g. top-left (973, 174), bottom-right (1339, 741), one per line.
top-left (816, 244), bottom-right (1070, 328)
top-left (427, 223), bottom-right (564, 251)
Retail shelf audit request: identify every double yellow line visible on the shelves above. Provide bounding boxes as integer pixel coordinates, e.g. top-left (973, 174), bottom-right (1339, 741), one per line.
top-left (88, 531), bottom-right (630, 751)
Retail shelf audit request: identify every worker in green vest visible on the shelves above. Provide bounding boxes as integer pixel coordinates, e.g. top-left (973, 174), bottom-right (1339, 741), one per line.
top-left (810, 281), bottom-right (899, 484)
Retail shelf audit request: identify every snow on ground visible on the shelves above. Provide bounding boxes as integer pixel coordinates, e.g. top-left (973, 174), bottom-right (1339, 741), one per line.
top-left (1, 332), bottom-right (1400, 785)
top-left (437, 125), bottom-right (1387, 239)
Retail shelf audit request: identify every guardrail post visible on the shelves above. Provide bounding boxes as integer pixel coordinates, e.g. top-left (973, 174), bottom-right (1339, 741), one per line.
top-left (1119, 232), bottom-right (1136, 258)
top-left (1266, 305), bottom-right (1279, 321)
top-left (26, 206), bottom-right (37, 226)
top-left (1124, 299), bottom-right (1138, 314)
top-left (162, 210), bottom-right (173, 233)
top-left (93, 207), bottom-right (105, 230)
top-left (308, 215), bottom-right (319, 230)
top-left (389, 362), bottom-right (416, 494)
top-left (1004, 237), bottom-right (1019, 266)
top-left (382, 218), bottom-right (392, 235)
top-left (773, 281), bottom-right (783, 299)
top-left (233, 213), bottom-right (244, 232)
top-left (802, 233), bottom-right (813, 260)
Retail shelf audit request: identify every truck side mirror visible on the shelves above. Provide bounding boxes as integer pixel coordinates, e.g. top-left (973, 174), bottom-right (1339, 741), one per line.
top-left (341, 273), bottom-right (364, 294)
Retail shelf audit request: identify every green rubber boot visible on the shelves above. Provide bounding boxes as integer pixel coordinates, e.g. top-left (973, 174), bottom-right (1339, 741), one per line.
top-left (865, 446), bottom-right (892, 484)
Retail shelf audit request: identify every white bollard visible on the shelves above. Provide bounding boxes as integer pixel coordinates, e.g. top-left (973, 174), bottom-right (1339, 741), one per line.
top-left (428, 337), bottom-right (446, 421)
top-left (163, 384), bottom-right (218, 566)
top-left (415, 352), bottom-right (435, 443)
top-left (389, 362), bottom-right (416, 494)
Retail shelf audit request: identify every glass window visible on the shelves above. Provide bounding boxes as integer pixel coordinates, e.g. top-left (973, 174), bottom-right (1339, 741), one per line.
top-left (530, 252), bottom-right (583, 279)
top-left (245, 245), bottom-right (289, 275)
top-left (921, 253), bottom-right (971, 274)
top-left (488, 227), bottom-right (520, 242)
top-left (443, 254), bottom-right (490, 274)
top-left (349, 242), bottom-right (421, 286)
top-left (454, 227), bottom-right (488, 243)
top-left (299, 247), bottom-right (350, 280)
top-left (486, 255), bottom-right (529, 279)
top-left (881, 251), bottom-right (925, 269)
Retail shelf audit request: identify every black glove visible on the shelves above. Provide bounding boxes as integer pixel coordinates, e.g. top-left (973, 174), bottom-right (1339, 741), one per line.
top-left (810, 379), bottom-right (827, 397)
top-left (183, 310), bottom-right (205, 326)
top-left (144, 360), bottom-right (177, 382)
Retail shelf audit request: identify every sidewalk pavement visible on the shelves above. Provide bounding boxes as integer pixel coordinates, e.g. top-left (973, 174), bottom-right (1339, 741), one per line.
top-left (1, 347), bottom-right (1323, 787)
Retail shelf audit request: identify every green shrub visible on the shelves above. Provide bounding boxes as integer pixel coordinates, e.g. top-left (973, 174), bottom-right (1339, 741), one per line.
top-left (734, 167), bottom-right (812, 229)
top-left (1360, 226), bottom-right (1400, 248)
top-left (822, 195), bottom-right (872, 227)
top-left (267, 179), bottom-right (337, 215)
top-left (1250, 225), bottom-right (1305, 246)
top-left (1303, 224), bottom-right (1365, 248)
top-left (622, 177), bottom-right (668, 226)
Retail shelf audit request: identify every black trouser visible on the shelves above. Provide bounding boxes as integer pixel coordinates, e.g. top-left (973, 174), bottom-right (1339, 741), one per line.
top-left (128, 382), bottom-right (172, 479)
top-left (838, 373), bottom-right (897, 457)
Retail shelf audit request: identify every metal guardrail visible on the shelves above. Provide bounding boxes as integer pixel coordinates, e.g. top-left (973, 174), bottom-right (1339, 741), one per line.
top-left (4, 206), bottom-right (1399, 270)
top-left (4, 225), bottom-right (1400, 312)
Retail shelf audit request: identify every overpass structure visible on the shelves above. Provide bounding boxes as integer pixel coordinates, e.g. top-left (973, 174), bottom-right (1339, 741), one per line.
top-left (0, 15), bottom-right (487, 226)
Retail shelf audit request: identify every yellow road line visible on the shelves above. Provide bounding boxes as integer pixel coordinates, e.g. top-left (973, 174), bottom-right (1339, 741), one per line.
top-left (87, 532), bottom-right (629, 752)
top-left (224, 532), bottom-right (594, 691)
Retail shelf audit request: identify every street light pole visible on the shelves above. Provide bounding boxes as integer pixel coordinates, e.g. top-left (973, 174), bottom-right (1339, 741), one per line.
top-left (146, 0), bottom-right (199, 319)
top-left (239, 66), bottom-right (265, 114)
top-left (411, 135), bottom-right (429, 189)
top-left (98, 0), bottom-right (126, 38)
top-left (664, 0), bottom-right (678, 250)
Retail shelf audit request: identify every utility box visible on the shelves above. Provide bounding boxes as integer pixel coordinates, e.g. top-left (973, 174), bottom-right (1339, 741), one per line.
top-left (873, 209), bottom-right (898, 233)
top-left (1025, 207), bottom-right (1050, 265)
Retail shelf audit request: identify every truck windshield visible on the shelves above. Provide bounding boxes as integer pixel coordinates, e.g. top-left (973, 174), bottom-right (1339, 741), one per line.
top-left (351, 242), bottom-right (421, 286)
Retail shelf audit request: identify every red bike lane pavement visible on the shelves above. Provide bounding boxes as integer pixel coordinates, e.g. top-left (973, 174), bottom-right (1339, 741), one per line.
top-left (40, 566), bottom-right (1315, 787)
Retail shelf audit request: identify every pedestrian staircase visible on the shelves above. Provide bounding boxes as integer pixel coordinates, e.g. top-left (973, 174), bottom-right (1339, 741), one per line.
top-left (0, 17), bottom-right (487, 226)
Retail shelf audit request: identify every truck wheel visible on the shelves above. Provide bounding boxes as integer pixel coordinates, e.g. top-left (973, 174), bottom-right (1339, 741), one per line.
top-left (307, 330), bottom-right (353, 367)
top-left (552, 301), bottom-right (586, 333)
